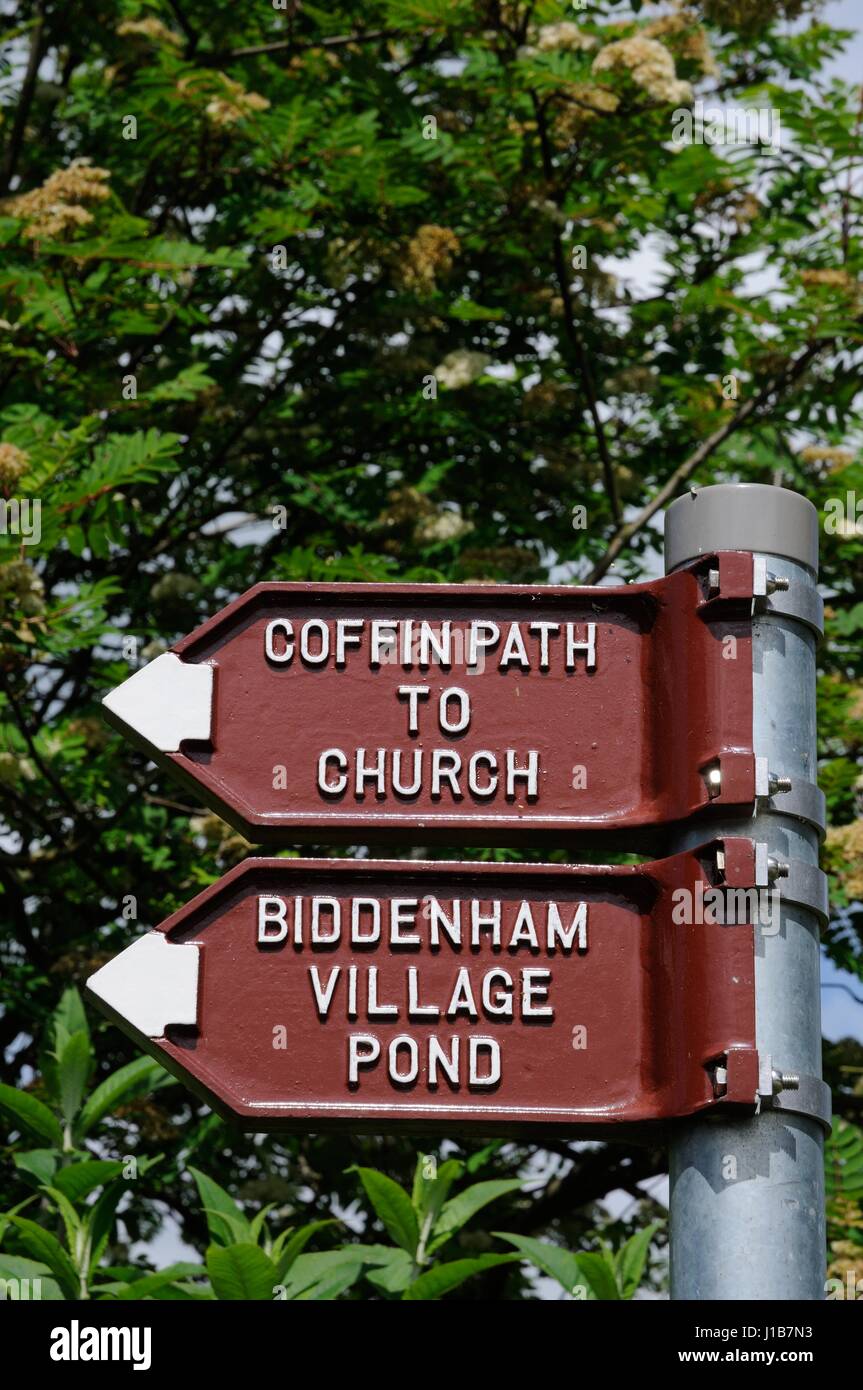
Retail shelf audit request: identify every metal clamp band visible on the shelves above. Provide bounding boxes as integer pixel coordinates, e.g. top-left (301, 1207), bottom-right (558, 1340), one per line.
top-left (754, 759), bottom-right (826, 836)
top-left (761, 585), bottom-right (824, 637)
top-left (750, 578), bottom-right (822, 636)
top-left (754, 845), bottom-right (829, 926)
top-left (762, 780), bottom-right (826, 837)
top-left (758, 1056), bottom-right (832, 1134)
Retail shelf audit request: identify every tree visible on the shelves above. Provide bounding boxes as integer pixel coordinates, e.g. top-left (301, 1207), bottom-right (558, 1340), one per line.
top-left (1, 0), bottom-right (861, 1297)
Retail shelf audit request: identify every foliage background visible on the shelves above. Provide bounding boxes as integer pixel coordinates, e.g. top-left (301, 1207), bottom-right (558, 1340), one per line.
top-left (1, 0), bottom-right (862, 1296)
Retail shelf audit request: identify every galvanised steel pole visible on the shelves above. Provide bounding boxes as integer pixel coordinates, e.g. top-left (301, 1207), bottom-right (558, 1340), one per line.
top-left (665, 484), bottom-right (829, 1301)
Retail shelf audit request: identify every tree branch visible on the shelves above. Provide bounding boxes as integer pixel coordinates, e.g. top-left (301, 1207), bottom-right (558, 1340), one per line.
top-left (531, 91), bottom-right (620, 524)
top-left (508, 1146), bottom-right (665, 1234)
top-left (1, 0), bottom-right (47, 195)
top-left (823, 981), bottom-right (863, 1007)
top-left (207, 28), bottom-right (406, 64)
top-left (841, 84), bottom-right (863, 263)
top-left (586, 339), bottom-right (828, 583)
top-left (166, 0), bottom-right (200, 57)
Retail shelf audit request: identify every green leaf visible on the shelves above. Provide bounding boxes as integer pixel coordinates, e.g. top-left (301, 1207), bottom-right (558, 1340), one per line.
top-left (76, 1057), bottom-right (171, 1137)
top-left (189, 1167), bottom-right (251, 1246)
top-left (0, 1255), bottom-right (63, 1300)
top-left (465, 1140), bottom-right (504, 1173)
top-left (429, 1179), bottom-right (523, 1251)
top-left (87, 1181), bottom-right (128, 1274)
top-left (500, 1239), bottom-right (622, 1301)
top-left (332, 1244), bottom-right (399, 1267)
top-left (576, 1250), bottom-right (622, 1301)
top-left (248, 1204), bottom-right (276, 1244)
top-left (403, 1254), bottom-right (520, 1301)
top-left (412, 1156), bottom-right (463, 1232)
top-left (200, 1209), bottom-right (253, 1245)
top-left (56, 1030), bottom-right (92, 1125)
top-left (13, 1149), bottom-right (58, 1186)
top-left (826, 1118), bottom-right (863, 1198)
top-left (52, 1160), bottom-right (125, 1204)
top-left (0, 1082), bottom-right (63, 1147)
top-left (149, 364), bottom-right (215, 402)
top-left (274, 1220), bottom-right (336, 1281)
top-left (34, 237), bottom-right (248, 271)
top-left (8, 1216), bottom-right (79, 1299)
top-left (292, 1255), bottom-right (367, 1301)
top-left (616, 1223), bottom-right (661, 1299)
top-left (364, 1248), bottom-right (414, 1294)
top-left (495, 1232), bottom-right (585, 1295)
top-left (42, 1186), bottom-right (84, 1264)
top-left (350, 1167), bottom-right (418, 1254)
top-left (279, 1249), bottom-right (365, 1300)
top-left (150, 1280), bottom-right (214, 1301)
top-left (206, 1243), bottom-right (278, 1300)
top-left (51, 987), bottom-right (90, 1051)
top-left (448, 298), bottom-right (505, 321)
top-left (98, 1263), bottom-right (204, 1301)
top-left (0, 1196), bottom-right (37, 1246)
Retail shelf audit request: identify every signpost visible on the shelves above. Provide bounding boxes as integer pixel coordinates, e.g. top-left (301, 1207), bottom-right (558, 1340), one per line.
top-left (86, 843), bottom-right (761, 1133)
top-left (101, 555), bottom-right (759, 846)
top-left (90, 481), bottom-right (830, 1300)
top-left (664, 485), bottom-right (829, 1302)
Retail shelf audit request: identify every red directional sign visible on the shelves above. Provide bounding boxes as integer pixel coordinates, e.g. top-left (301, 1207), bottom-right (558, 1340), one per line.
top-left (86, 841), bottom-right (760, 1134)
top-left (102, 552), bottom-right (757, 845)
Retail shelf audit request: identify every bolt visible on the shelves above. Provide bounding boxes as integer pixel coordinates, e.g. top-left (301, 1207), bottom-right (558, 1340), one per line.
top-left (772, 1070), bottom-right (800, 1094)
top-left (767, 857), bottom-right (789, 882)
top-left (767, 773), bottom-right (792, 795)
top-left (766, 574), bottom-right (790, 594)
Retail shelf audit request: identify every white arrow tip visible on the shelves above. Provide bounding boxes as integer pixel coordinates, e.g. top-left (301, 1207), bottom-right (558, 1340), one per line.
top-left (103, 652), bottom-right (213, 753)
top-left (87, 933), bottom-right (199, 1037)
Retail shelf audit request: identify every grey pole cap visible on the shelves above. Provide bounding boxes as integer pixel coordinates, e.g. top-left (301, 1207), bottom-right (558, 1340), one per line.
top-left (664, 483), bottom-right (819, 575)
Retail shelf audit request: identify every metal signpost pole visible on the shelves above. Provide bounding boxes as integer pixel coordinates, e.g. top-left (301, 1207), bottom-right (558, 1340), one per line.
top-left (665, 484), bottom-right (829, 1301)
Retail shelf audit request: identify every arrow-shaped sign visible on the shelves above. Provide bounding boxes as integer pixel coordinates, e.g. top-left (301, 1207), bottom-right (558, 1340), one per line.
top-left (102, 555), bottom-right (759, 846)
top-left (86, 841), bottom-right (761, 1135)
top-left (103, 652), bottom-right (213, 753)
